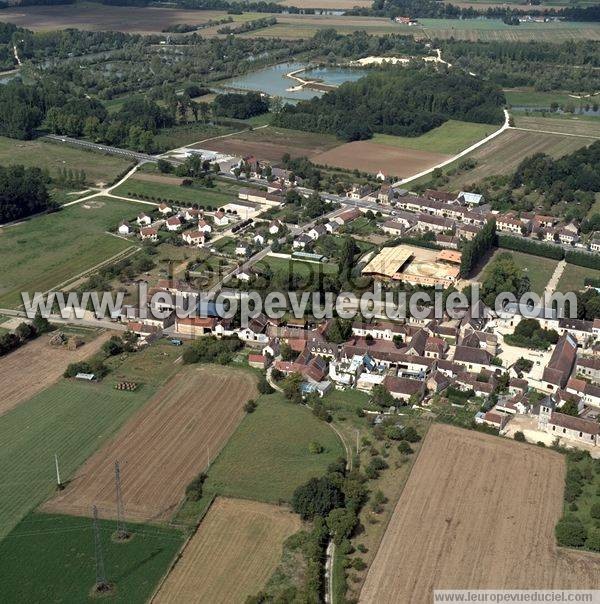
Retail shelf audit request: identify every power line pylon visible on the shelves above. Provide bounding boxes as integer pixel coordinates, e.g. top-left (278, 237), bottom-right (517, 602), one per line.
top-left (114, 460), bottom-right (130, 541)
top-left (92, 505), bottom-right (110, 593)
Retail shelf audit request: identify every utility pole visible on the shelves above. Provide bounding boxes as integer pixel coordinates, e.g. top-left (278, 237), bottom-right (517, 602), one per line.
top-left (55, 453), bottom-right (63, 490)
top-left (92, 505), bottom-right (109, 593)
top-left (114, 461), bottom-right (130, 541)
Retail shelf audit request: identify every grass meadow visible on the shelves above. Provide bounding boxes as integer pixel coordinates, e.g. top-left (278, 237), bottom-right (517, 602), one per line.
top-left (0, 136), bottom-right (132, 186)
top-left (373, 120), bottom-right (496, 155)
top-left (0, 513), bottom-right (183, 603)
top-left (557, 263), bottom-right (600, 292)
top-left (0, 197), bottom-right (141, 308)
top-left (176, 394), bottom-right (344, 523)
top-left (112, 177), bottom-right (234, 209)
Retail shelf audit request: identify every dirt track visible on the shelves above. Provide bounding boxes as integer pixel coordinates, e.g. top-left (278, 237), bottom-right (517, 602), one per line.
top-left (0, 331), bottom-right (111, 417)
top-left (42, 365), bottom-right (257, 522)
top-left (360, 424), bottom-right (600, 603)
top-left (311, 140), bottom-right (450, 179)
top-left (155, 497), bottom-right (301, 604)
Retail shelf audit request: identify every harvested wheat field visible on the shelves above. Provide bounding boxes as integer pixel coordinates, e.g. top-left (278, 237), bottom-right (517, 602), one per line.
top-left (42, 365), bottom-right (257, 522)
top-left (200, 126), bottom-right (339, 162)
top-left (360, 424), bottom-right (600, 603)
top-left (155, 497), bottom-right (301, 604)
top-left (311, 140), bottom-right (450, 179)
top-left (0, 330), bottom-right (111, 417)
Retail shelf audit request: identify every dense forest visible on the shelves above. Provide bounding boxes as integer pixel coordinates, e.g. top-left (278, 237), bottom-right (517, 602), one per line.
top-left (274, 67), bottom-right (505, 141)
top-left (213, 92), bottom-right (269, 119)
top-left (0, 165), bottom-right (52, 223)
top-left (438, 39), bottom-right (600, 93)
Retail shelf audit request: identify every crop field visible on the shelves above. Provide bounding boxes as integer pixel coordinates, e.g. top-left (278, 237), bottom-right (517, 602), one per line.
top-left (0, 4), bottom-right (237, 33)
top-left (372, 120), bottom-right (497, 156)
top-left (0, 341), bottom-right (183, 541)
top-left (0, 197), bottom-right (142, 308)
top-left (513, 115), bottom-right (600, 139)
top-left (201, 125), bottom-right (339, 162)
top-left (312, 139), bottom-right (450, 179)
top-left (557, 263), bottom-right (600, 292)
top-left (360, 424), bottom-right (600, 603)
top-left (201, 394), bottom-right (344, 504)
top-left (112, 177), bottom-right (233, 209)
top-left (0, 330), bottom-right (111, 417)
top-left (152, 123), bottom-right (236, 150)
top-left (156, 498), bottom-right (301, 603)
top-left (43, 365), bottom-right (257, 523)
top-left (415, 129), bottom-right (591, 191)
top-left (0, 136), bottom-right (133, 186)
top-left (413, 18), bottom-right (600, 42)
top-left (0, 512), bottom-right (183, 604)
top-left (278, 0), bottom-right (372, 7)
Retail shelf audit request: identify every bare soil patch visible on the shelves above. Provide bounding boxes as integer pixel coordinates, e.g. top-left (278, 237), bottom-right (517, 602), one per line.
top-left (201, 126), bottom-right (339, 162)
top-left (360, 424), bottom-right (600, 603)
top-left (155, 497), bottom-right (301, 604)
top-left (0, 331), bottom-right (111, 417)
top-left (311, 140), bottom-right (450, 178)
top-left (0, 5), bottom-right (228, 33)
top-left (42, 365), bottom-right (257, 523)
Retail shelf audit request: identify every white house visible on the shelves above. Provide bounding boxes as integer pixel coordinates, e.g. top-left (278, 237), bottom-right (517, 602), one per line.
top-left (269, 220), bottom-right (283, 235)
top-left (293, 234), bottom-right (311, 250)
top-left (235, 244), bottom-right (248, 256)
top-left (183, 208), bottom-right (201, 221)
top-left (254, 233), bottom-right (265, 245)
top-left (166, 216), bottom-right (182, 231)
top-left (182, 230), bottom-right (205, 247)
top-left (213, 210), bottom-right (229, 227)
top-left (118, 221), bottom-right (131, 236)
top-left (140, 227), bottom-right (158, 242)
top-left (137, 213), bottom-right (151, 226)
top-left (307, 225), bottom-right (327, 241)
top-left (197, 219), bottom-right (212, 234)
top-left (158, 202), bottom-right (173, 215)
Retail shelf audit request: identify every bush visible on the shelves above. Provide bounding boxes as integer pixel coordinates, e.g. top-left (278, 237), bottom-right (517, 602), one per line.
top-left (309, 441), bottom-right (324, 455)
top-left (244, 399), bottom-right (257, 413)
top-left (555, 515), bottom-right (586, 547)
top-left (514, 431), bottom-right (526, 442)
top-left (185, 472), bottom-right (206, 502)
top-left (590, 503), bottom-right (600, 520)
top-left (587, 528), bottom-right (600, 552)
top-left (257, 374), bottom-right (273, 394)
top-left (397, 441), bottom-right (414, 455)
top-left (402, 426), bottom-right (421, 443)
top-left (291, 477), bottom-right (344, 520)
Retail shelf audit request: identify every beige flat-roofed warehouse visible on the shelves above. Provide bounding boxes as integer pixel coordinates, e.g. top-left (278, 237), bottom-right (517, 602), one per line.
top-left (363, 245), bottom-right (461, 288)
top-left (362, 246), bottom-right (413, 279)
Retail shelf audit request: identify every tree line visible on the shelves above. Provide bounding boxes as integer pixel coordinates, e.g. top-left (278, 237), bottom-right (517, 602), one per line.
top-left (273, 67), bottom-right (505, 141)
top-left (0, 164), bottom-right (53, 223)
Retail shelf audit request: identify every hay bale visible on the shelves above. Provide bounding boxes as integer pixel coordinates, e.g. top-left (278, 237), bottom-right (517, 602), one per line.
top-left (67, 337), bottom-right (84, 351)
top-left (49, 332), bottom-right (66, 347)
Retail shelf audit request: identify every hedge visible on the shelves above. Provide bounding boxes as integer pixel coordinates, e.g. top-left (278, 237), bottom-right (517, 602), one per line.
top-left (498, 235), bottom-right (564, 260)
top-left (565, 250), bottom-right (600, 270)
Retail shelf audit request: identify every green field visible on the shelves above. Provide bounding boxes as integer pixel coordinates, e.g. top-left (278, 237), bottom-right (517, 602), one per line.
top-left (112, 177), bottom-right (234, 209)
top-left (504, 88), bottom-right (594, 109)
top-left (480, 249), bottom-right (558, 295)
top-left (557, 263), bottom-right (600, 292)
top-left (416, 18), bottom-right (600, 42)
top-left (256, 255), bottom-right (339, 281)
top-left (373, 120), bottom-right (497, 155)
top-left (201, 394), bottom-right (344, 503)
top-left (0, 197), bottom-right (141, 308)
top-left (0, 513), bottom-right (183, 603)
top-left (0, 341), bottom-right (183, 540)
top-left (0, 136), bottom-right (133, 186)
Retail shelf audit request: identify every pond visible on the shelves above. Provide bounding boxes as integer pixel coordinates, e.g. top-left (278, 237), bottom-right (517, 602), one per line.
top-left (220, 62), bottom-right (367, 101)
